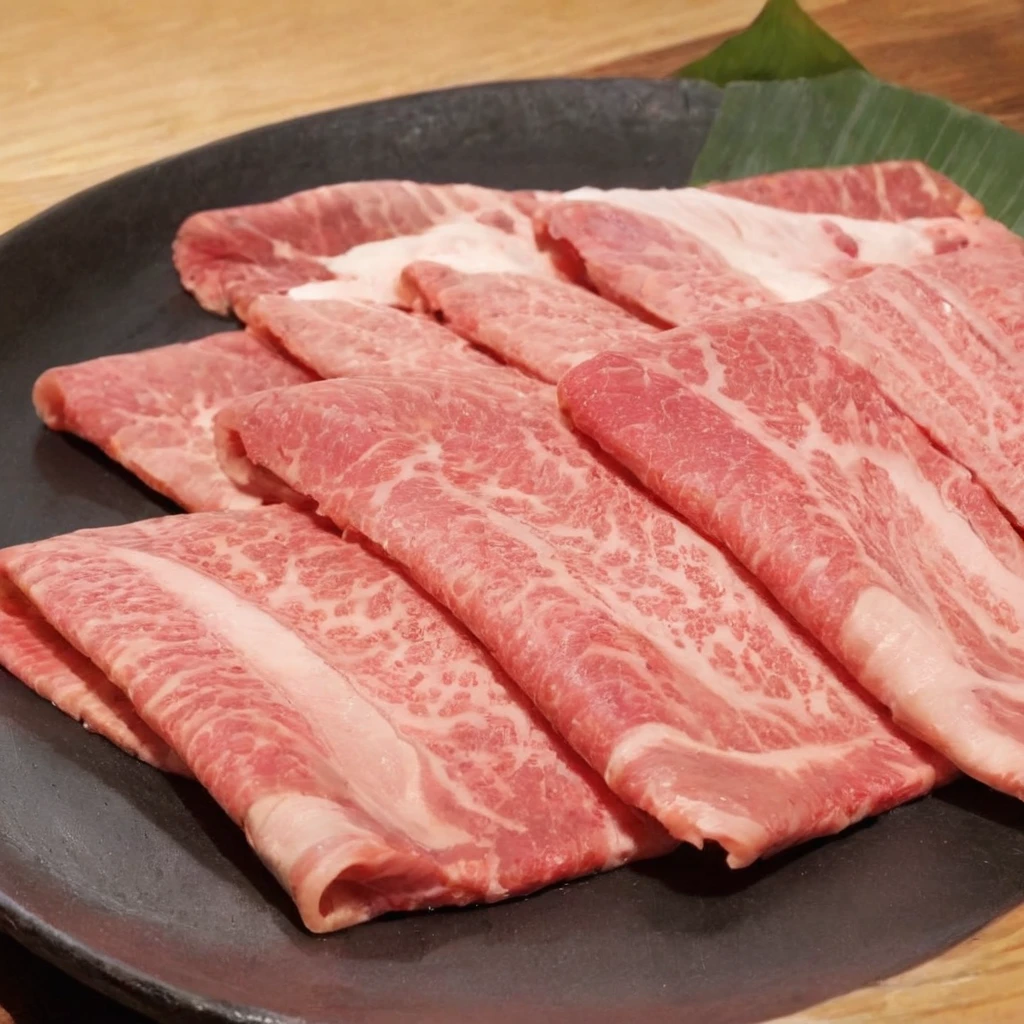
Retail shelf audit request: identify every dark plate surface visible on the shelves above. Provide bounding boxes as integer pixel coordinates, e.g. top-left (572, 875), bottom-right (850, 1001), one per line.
top-left (1, 78), bottom-right (1023, 1024)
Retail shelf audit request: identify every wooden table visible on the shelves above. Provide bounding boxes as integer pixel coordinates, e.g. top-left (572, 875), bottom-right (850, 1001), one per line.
top-left (2, 0), bottom-right (1023, 1020)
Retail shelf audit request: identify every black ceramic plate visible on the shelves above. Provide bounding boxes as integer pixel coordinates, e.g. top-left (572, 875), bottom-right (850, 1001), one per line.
top-left (2, 78), bottom-right (1023, 1024)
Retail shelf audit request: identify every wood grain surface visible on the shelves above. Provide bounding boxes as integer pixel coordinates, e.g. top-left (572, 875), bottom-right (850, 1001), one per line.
top-left (2, 0), bottom-right (1024, 1021)
top-left (0, 0), bottom-right (830, 233)
top-left (591, 0), bottom-right (1024, 133)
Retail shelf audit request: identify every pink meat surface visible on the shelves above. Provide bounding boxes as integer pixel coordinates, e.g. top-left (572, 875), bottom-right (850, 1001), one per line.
top-left (789, 244), bottom-right (1024, 527)
top-left (33, 332), bottom-right (316, 512)
top-left (216, 371), bottom-right (948, 868)
top-left (246, 294), bottom-right (499, 378)
top-left (558, 302), bottom-right (1024, 799)
top-left (0, 575), bottom-right (187, 774)
top-left (403, 261), bottom-right (658, 382)
top-left (538, 187), bottom-right (1009, 327)
top-left (902, 236), bottom-right (1024, 354)
top-left (705, 162), bottom-right (983, 221)
top-left (173, 181), bottom-right (556, 318)
top-left (1, 505), bottom-right (667, 931)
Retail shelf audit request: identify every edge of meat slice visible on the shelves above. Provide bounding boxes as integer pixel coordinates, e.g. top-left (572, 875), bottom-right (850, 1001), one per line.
top-left (245, 293), bottom-right (500, 378)
top-left (0, 574), bottom-right (189, 774)
top-left (402, 260), bottom-right (658, 383)
top-left (173, 180), bottom-right (555, 318)
top-left (32, 331), bottom-right (316, 512)
top-left (704, 161), bottom-right (984, 221)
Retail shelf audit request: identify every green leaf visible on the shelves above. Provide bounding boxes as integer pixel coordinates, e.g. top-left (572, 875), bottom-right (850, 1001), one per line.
top-left (690, 70), bottom-right (1024, 235)
top-left (677, 0), bottom-right (862, 87)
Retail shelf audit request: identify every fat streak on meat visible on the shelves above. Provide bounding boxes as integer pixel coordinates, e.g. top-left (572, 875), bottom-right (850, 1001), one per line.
top-left (402, 213), bottom-right (1011, 387)
top-left (558, 300), bottom-right (1024, 799)
top-left (1, 506), bottom-right (668, 931)
top-left (215, 370), bottom-right (949, 867)
top-left (539, 187), bottom-right (1010, 327)
top-left (766, 243), bottom-right (1024, 528)
top-left (173, 181), bottom-right (557, 318)
top-left (33, 331), bottom-right (315, 512)
top-left (705, 162), bottom-right (983, 221)
top-left (287, 220), bottom-right (562, 306)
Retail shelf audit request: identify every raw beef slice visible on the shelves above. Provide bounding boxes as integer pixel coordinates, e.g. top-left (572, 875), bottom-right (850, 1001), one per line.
top-left (173, 180), bottom-right (558, 318)
top-left (215, 370), bottom-right (949, 867)
top-left (1, 506), bottom-right (668, 931)
top-left (777, 243), bottom-right (1024, 528)
top-left (538, 186), bottom-right (1010, 327)
top-left (403, 261), bottom-right (658, 382)
top-left (0, 576), bottom-right (186, 773)
top-left (246, 294), bottom-right (500, 378)
top-left (705, 161), bottom-right (983, 221)
top-left (558, 298), bottom-right (1024, 800)
top-left (33, 331), bottom-right (316, 512)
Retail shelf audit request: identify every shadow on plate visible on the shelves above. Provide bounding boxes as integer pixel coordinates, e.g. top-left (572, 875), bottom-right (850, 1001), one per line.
top-left (164, 776), bottom-right (304, 930)
top-left (33, 430), bottom-right (180, 519)
top-left (936, 776), bottom-right (1024, 831)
